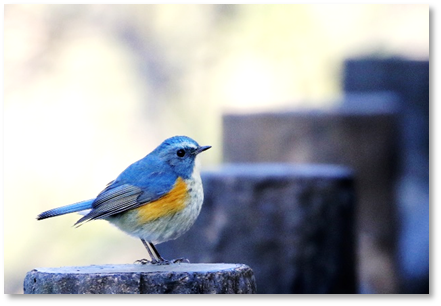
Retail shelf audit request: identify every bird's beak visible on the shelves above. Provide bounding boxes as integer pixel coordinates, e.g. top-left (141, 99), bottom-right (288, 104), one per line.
top-left (196, 145), bottom-right (212, 154)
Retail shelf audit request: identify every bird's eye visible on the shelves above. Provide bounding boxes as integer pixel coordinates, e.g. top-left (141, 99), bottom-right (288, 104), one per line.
top-left (176, 149), bottom-right (186, 157)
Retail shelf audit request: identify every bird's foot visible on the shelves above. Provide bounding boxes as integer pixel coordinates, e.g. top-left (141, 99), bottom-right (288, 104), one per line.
top-left (134, 258), bottom-right (152, 265)
top-left (170, 257), bottom-right (190, 264)
top-left (134, 257), bottom-right (190, 265)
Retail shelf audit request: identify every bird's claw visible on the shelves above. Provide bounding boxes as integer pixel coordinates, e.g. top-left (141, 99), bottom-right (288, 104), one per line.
top-left (171, 258), bottom-right (190, 264)
top-left (134, 258), bottom-right (151, 265)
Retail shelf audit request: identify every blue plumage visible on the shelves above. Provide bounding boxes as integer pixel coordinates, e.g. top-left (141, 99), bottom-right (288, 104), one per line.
top-left (37, 199), bottom-right (93, 220)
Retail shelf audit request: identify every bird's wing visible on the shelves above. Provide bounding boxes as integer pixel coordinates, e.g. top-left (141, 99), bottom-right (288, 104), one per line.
top-left (74, 170), bottom-right (177, 226)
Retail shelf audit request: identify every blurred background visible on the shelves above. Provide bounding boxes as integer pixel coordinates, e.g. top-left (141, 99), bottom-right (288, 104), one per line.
top-left (4, 4), bottom-right (428, 294)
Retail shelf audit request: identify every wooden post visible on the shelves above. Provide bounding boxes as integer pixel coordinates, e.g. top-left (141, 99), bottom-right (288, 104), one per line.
top-left (24, 263), bottom-right (256, 294)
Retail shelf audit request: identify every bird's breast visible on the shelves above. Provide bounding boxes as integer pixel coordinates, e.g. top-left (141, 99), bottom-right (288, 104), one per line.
top-left (134, 172), bottom-right (203, 225)
top-left (135, 177), bottom-right (189, 224)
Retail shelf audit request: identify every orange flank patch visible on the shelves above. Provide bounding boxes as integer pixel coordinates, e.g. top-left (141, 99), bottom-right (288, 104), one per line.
top-left (135, 177), bottom-right (189, 223)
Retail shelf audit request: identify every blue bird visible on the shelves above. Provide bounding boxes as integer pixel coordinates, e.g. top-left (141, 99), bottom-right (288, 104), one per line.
top-left (37, 135), bottom-right (211, 264)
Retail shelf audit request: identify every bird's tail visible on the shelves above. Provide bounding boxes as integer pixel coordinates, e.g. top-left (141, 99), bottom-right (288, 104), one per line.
top-left (37, 199), bottom-right (94, 220)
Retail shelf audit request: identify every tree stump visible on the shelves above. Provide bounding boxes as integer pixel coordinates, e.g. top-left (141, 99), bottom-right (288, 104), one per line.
top-left (24, 263), bottom-right (256, 294)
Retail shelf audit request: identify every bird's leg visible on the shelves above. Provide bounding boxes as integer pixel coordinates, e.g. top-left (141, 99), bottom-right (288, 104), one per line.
top-left (134, 239), bottom-right (190, 265)
top-left (145, 240), bottom-right (166, 263)
top-left (135, 239), bottom-right (166, 264)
